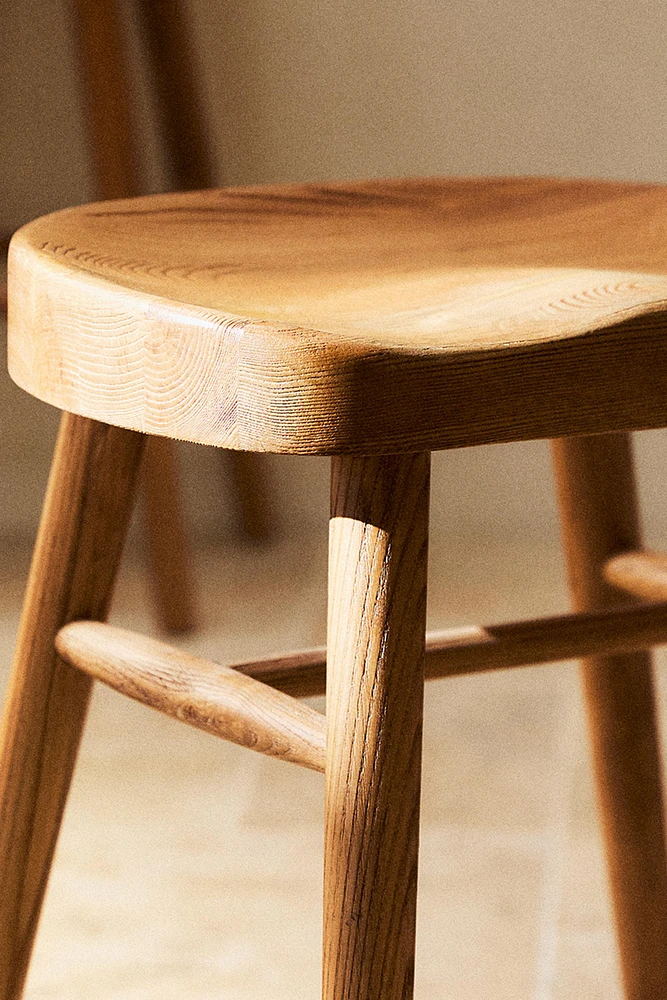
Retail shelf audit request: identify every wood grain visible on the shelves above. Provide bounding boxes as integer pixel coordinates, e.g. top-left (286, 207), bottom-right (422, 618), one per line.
top-left (552, 432), bottom-right (667, 1000)
top-left (8, 177), bottom-right (667, 455)
top-left (0, 414), bottom-right (144, 1000)
top-left (323, 453), bottom-right (429, 1000)
top-left (71, 0), bottom-right (197, 634)
top-left (56, 622), bottom-right (325, 772)
top-left (233, 601), bottom-right (667, 698)
top-left (134, 0), bottom-right (272, 539)
top-left (55, 598), bottom-right (667, 709)
top-left (605, 549), bottom-right (667, 603)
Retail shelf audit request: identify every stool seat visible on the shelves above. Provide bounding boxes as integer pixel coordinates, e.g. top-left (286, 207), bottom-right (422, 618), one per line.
top-left (9, 176), bottom-right (667, 454)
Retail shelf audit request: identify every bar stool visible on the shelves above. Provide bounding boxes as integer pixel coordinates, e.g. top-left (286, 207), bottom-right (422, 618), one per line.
top-left (3, 176), bottom-right (667, 999)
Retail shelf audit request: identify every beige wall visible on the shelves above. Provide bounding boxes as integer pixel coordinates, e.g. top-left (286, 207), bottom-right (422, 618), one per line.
top-left (2, 0), bottom-right (667, 547)
top-left (5, 0), bottom-right (667, 225)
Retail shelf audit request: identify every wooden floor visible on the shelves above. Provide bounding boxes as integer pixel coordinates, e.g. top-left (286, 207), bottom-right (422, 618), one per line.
top-left (1, 530), bottom-right (663, 999)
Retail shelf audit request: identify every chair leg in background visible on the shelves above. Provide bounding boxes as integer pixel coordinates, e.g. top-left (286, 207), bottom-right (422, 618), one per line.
top-left (552, 432), bottom-right (667, 1000)
top-left (142, 437), bottom-right (197, 634)
top-left (227, 450), bottom-right (272, 542)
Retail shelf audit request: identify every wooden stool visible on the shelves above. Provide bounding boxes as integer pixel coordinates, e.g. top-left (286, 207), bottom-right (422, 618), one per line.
top-left (3, 177), bottom-right (667, 999)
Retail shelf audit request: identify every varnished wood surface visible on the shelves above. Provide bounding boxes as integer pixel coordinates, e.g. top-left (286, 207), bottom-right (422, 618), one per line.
top-left (0, 534), bottom-right (649, 996)
top-left (9, 177), bottom-right (667, 454)
top-left (605, 549), bottom-right (667, 603)
top-left (56, 622), bottom-right (325, 772)
top-left (235, 601), bottom-right (667, 698)
top-left (135, 0), bottom-right (272, 538)
top-left (552, 433), bottom-right (667, 1000)
top-left (57, 598), bottom-right (667, 707)
top-left (0, 414), bottom-right (144, 1000)
top-left (323, 453), bottom-right (429, 1000)
top-left (71, 0), bottom-right (198, 634)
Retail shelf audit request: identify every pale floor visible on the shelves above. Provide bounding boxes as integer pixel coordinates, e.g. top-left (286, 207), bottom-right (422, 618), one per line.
top-left (1, 531), bottom-right (665, 999)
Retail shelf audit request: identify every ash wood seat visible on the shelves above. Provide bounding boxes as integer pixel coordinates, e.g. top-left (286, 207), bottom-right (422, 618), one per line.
top-left (4, 175), bottom-right (667, 1000)
top-left (9, 176), bottom-right (667, 454)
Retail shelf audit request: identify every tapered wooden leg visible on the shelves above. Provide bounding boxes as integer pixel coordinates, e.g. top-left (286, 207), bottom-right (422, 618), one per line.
top-left (323, 453), bottom-right (429, 1000)
top-left (552, 432), bottom-right (667, 1000)
top-left (142, 437), bottom-right (197, 634)
top-left (0, 413), bottom-right (145, 1000)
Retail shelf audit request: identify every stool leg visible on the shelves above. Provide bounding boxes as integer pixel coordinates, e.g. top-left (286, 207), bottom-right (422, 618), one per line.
top-left (142, 437), bottom-right (197, 634)
top-left (0, 413), bottom-right (145, 1000)
top-left (323, 453), bottom-right (429, 1000)
top-left (552, 432), bottom-right (667, 1000)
